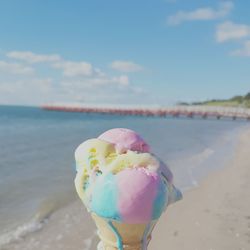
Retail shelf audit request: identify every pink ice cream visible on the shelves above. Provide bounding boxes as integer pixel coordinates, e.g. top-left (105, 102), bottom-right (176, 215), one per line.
top-left (98, 128), bottom-right (150, 153)
top-left (116, 168), bottom-right (166, 223)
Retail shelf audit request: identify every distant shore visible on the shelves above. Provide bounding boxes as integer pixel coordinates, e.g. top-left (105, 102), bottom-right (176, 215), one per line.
top-left (150, 126), bottom-right (250, 250)
top-left (179, 92), bottom-right (250, 108)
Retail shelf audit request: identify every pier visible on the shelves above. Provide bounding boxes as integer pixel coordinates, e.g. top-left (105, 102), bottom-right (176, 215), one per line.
top-left (41, 104), bottom-right (250, 121)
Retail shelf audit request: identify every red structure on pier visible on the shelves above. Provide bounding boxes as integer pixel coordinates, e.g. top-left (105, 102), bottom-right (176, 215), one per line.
top-left (41, 105), bottom-right (250, 121)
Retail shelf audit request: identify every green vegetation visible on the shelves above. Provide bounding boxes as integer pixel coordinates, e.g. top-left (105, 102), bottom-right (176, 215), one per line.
top-left (179, 92), bottom-right (250, 108)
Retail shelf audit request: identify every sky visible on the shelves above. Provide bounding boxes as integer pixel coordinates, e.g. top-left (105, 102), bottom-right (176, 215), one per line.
top-left (0, 0), bottom-right (250, 106)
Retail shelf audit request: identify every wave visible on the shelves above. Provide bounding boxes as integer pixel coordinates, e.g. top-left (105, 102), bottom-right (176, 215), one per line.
top-left (0, 218), bottom-right (46, 248)
top-left (170, 147), bottom-right (215, 190)
top-left (0, 195), bottom-right (71, 248)
top-left (187, 147), bottom-right (215, 187)
top-left (188, 147), bottom-right (215, 166)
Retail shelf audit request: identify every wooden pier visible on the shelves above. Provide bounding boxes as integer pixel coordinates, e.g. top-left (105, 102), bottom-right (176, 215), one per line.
top-left (41, 104), bottom-right (250, 121)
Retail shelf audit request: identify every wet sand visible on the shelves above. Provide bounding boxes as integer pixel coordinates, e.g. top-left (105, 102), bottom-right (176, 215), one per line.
top-left (3, 128), bottom-right (250, 250)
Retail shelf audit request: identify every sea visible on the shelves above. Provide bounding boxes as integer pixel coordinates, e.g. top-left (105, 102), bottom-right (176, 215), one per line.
top-left (0, 105), bottom-right (249, 248)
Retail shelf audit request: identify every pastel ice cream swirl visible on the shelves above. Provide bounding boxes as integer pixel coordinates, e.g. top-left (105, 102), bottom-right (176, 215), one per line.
top-left (75, 128), bottom-right (182, 224)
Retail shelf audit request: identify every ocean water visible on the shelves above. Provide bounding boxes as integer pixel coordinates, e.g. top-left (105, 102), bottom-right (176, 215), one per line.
top-left (0, 105), bottom-right (248, 247)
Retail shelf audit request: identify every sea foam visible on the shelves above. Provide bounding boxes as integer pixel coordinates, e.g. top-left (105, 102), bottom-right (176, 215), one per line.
top-left (0, 218), bottom-right (46, 247)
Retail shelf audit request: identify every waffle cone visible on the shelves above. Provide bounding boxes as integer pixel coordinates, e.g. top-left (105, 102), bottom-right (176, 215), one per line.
top-left (91, 213), bottom-right (157, 250)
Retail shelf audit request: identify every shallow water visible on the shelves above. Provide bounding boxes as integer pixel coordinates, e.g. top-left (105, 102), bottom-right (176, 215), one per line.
top-left (0, 105), bottom-right (248, 246)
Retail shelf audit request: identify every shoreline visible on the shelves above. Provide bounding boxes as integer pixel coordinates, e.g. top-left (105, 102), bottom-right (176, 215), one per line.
top-left (2, 126), bottom-right (250, 250)
top-left (150, 126), bottom-right (250, 249)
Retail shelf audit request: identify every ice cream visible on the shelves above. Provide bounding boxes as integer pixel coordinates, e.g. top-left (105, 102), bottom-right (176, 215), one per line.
top-left (74, 128), bottom-right (182, 249)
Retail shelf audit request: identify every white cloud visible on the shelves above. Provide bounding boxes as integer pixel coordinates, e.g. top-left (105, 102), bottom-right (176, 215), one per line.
top-left (0, 61), bottom-right (34, 75)
top-left (52, 60), bottom-right (93, 77)
top-left (230, 40), bottom-right (250, 56)
top-left (61, 74), bottom-right (129, 89)
top-left (130, 87), bottom-right (146, 94)
top-left (30, 78), bottom-right (53, 91)
top-left (0, 78), bottom-right (52, 94)
top-left (6, 50), bottom-right (98, 77)
top-left (7, 51), bottom-right (61, 64)
top-left (88, 75), bottom-right (130, 87)
top-left (114, 75), bottom-right (129, 86)
top-left (0, 78), bottom-right (53, 105)
top-left (167, 1), bottom-right (233, 25)
top-left (111, 60), bottom-right (143, 72)
top-left (58, 75), bottom-right (132, 103)
top-left (0, 50), bottom-right (148, 105)
top-left (216, 21), bottom-right (250, 43)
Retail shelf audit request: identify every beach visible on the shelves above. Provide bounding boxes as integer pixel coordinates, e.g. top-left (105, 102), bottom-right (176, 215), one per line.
top-left (151, 127), bottom-right (250, 250)
top-left (1, 127), bottom-right (249, 250)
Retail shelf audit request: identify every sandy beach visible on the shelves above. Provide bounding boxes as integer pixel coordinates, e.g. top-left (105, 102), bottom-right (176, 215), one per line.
top-left (151, 127), bottom-right (250, 250)
top-left (3, 127), bottom-right (250, 250)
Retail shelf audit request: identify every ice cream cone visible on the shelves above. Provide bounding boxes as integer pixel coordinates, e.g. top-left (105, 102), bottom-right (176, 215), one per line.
top-left (74, 129), bottom-right (182, 249)
top-left (91, 213), bottom-right (157, 250)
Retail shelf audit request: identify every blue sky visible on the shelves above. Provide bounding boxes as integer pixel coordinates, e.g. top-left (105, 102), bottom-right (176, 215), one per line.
top-left (0, 0), bottom-right (250, 106)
